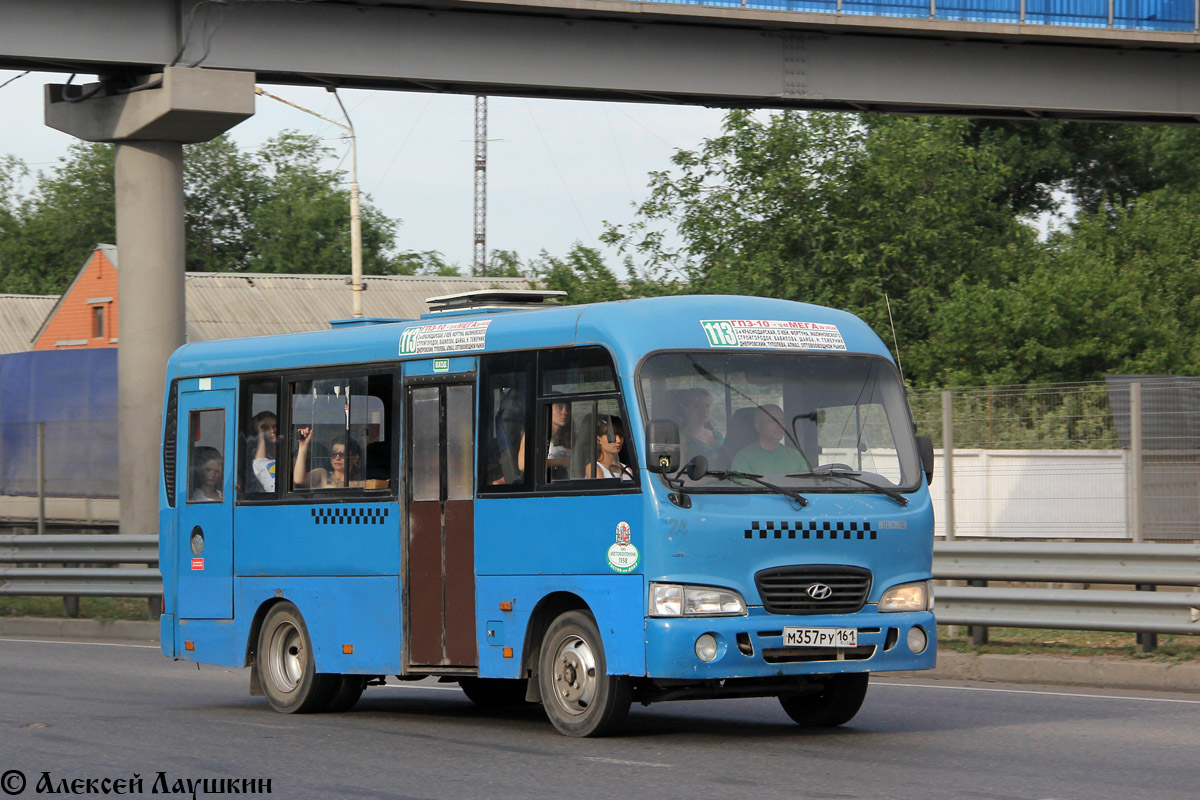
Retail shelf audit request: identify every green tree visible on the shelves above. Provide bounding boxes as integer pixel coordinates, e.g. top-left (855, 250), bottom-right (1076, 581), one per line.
top-left (529, 243), bottom-right (633, 304)
top-left (0, 142), bottom-right (115, 294)
top-left (0, 132), bottom-right (411, 294)
top-left (930, 191), bottom-right (1200, 385)
top-left (392, 249), bottom-right (461, 276)
top-left (605, 111), bottom-right (1043, 385)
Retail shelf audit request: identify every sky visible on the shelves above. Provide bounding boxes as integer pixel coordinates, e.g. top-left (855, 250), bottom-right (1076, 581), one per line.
top-left (0, 68), bottom-right (734, 272)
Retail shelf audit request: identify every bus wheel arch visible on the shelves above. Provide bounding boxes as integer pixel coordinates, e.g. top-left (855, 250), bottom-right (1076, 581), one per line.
top-left (254, 601), bottom-right (338, 713)
top-left (522, 592), bottom-right (589, 704)
top-left (245, 597), bottom-right (289, 695)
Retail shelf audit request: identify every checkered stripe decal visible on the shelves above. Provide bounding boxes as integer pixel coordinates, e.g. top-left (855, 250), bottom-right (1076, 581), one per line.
top-left (311, 508), bottom-right (390, 525)
top-left (744, 520), bottom-right (876, 540)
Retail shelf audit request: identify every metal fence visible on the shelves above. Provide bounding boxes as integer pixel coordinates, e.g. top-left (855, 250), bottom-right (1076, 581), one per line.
top-left (0, 533), bottom-right (159, 618)
top-left (656, 0), bottom-right (1200, 32)
top-left (909, 377), bottom-right (1200, 541)
top-left (2, 534), bottom-right (1195, 647)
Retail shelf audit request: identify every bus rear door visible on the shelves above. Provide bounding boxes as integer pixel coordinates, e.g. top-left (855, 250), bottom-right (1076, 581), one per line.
top-left (405, 372), bottom-right (477, 668)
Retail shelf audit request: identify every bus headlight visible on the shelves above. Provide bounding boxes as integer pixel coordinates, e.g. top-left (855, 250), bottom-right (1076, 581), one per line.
top-left (650, 584), bottom-right (747, 617)
top-left (879, 581), bottom-right (932, 612)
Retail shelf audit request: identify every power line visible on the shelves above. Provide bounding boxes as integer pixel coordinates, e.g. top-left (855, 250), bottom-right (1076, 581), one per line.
top-left (0, 71), bottom-right (30, 91)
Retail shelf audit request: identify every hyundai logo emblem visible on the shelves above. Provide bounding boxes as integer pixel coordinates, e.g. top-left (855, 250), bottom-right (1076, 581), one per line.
top-left (806, 583), bottom-right (834, 600)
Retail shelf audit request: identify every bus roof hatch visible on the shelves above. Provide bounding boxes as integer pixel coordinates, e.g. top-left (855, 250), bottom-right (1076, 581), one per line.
top-left (423, 289), bottom-right (567, 315)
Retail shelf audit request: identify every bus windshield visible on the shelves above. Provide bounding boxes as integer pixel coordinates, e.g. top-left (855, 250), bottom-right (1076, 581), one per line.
top-left (639, 351), bottom-right (921, 493)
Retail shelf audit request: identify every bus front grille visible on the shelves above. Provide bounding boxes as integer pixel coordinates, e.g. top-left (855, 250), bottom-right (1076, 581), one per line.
top-left (761, 645), bottom-right (876, 663)
top-left (754, 565), bottom-right (872, 615)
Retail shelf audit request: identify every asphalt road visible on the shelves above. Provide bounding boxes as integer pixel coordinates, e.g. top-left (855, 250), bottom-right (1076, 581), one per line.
top-left (2, 637), bottom-right (1198, 800)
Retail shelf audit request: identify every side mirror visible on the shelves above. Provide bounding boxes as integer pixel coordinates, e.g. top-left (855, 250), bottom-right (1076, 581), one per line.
top-left (645, 419), bottom-right (681, 474)
top-left (915, 435), bottom-right (934, 486)
top-left (684, 455), bottom-right (709, 482)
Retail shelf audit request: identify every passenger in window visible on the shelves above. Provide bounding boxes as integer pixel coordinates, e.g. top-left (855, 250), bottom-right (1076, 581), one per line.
top-left (546, 401), bottom-right (571, 481)
top-left (250, 411), bottom-right (278, 492)
top-left (585, 415), bottom-right (634, 481)
top-left (678, 388), bottom-right (723, 464)
top-left (489, 387), bottom-right (527, 485)
top-left (294, 427), bottom-right (361, 488)
top-left (190, 446), bottom-right (224, 502)
top-left (732, 404), bottom-right (811, 476)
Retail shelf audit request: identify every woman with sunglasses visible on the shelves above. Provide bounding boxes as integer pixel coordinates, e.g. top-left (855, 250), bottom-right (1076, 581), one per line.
top-left (293, 427), bottom-right (361, 488)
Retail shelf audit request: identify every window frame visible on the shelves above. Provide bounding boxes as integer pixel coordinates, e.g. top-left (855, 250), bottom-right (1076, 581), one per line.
top-left (185, 407), bottom-right (227, 505)
top-left (477, 346), bottom-right (640, 498)
top-left (634, 348), bottom-right (921, 494)
top-left (235, 366), bottom-right (399, 506)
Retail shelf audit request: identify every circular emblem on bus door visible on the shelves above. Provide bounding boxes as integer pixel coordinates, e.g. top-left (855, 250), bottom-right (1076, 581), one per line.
top-left (806, 583), bottom-right (833, 600)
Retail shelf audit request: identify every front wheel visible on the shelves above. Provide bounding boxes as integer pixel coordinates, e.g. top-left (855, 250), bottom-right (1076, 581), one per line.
top-left (256, 603), bottom-right (337, 713)
top-left (538, 610), bottom-right (631, 737)
top-left (779, 673), bottom-right (869, 727)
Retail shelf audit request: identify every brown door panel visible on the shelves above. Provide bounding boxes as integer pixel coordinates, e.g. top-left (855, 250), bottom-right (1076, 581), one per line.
top-left (443, 499), bottom-right (477, 666)
top-left (407, 500), bottom-right (445, 666)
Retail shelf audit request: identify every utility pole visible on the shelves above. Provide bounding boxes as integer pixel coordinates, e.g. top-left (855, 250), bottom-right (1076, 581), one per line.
top-left (474, 95), bottom-right (487, 276)
top-left (255, 86), bottom-right (364, 317)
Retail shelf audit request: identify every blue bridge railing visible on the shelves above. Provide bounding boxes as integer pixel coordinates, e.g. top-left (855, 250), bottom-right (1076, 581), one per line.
top-left (654, 0), bottom-right (1198, 32)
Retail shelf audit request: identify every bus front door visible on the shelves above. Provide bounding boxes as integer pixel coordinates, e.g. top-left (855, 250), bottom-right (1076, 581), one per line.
top-left (405, 381), bottom-right (477, 668)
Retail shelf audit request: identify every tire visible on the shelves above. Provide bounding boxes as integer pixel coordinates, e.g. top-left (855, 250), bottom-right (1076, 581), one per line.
top-left (778, 673), bottom-right (869, 727)
top-left (324, 675), bottom-right (366, 713)
top-left (459, 677), bottom-right (528, 707)
top-left (256, 603), bottom-right (337, 714)
top-left (538, 610), bottom-right (631, 737)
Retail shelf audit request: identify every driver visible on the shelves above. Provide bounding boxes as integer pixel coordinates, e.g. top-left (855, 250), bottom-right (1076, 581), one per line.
top-left (731, 404), bottom-right (811, 475)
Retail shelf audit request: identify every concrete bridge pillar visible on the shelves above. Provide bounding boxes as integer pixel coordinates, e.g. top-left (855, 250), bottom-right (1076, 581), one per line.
top-left (45, 67), bottom-right (255, 538)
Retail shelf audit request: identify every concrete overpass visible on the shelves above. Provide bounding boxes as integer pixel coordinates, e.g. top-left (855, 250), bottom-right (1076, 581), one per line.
top-left (5, 0), bottom-right (1200, 122)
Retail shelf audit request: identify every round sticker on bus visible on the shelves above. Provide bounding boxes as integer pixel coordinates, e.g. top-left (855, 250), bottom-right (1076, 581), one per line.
top-left (607, 542), bottom-right (639, 573)
top-left (608, 521), bottom-right (638, 573)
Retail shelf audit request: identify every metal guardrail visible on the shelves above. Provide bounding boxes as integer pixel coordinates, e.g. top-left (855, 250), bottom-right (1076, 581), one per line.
top-left (934, 541), bottom-right (1200, 586)
top-left (0, 534), bottom-right (160, 599)
top-left (2, 535), bottom-right (1198, 637)
top-left (934, 541), bottom-right (1200, 637)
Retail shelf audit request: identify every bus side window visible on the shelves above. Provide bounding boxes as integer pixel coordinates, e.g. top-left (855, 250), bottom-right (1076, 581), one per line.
top-left (360, 373), bottom-right (393, 488)
top-left (289, 373), bottom-right (391, 493)
top-left (187, 409), bottom-right (225, 503)
top-left (538, 347), bottom-right (636, 487)
top-left (478, 352), bottom-right (534, 493)
top-left (241, 379), bottom-right (280, 496)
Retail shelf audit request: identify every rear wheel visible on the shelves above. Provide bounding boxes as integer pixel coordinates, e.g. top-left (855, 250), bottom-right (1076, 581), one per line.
top-left (324, 675), bottom-right (367, 712)
top-left (256, 603), bottom-right (337, 713)
top-left (538, 610), bottom-right (631, 737)
top-left (778, 673), bottom-right (869, 727)
top-left (459, 677), bottom-right (528, 707)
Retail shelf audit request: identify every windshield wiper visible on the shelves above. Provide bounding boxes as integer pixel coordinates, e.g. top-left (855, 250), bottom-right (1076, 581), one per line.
top-left (704, 469), bottom-right (809, 509)
top-left (787, 466), bottom-right (908, 507)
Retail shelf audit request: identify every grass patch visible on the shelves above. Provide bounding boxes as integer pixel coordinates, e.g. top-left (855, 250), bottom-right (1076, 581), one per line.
top-left (938, 625), bottom-right (1200, 663)
top-left (1, 596), bottom-right (153, 622)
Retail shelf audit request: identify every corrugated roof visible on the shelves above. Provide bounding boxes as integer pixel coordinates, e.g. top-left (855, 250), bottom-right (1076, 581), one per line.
top-left (182, 272), bottom-right (533, 341)
top-left (0, 295), bottom-right (59, 354)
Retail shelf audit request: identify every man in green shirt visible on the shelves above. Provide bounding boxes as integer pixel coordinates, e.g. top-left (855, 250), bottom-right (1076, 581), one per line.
top-left (732, 404), bottom-right (811, 475)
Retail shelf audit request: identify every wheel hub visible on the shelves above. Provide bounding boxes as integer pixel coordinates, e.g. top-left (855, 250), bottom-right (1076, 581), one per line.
top-left (266, 621), bottom-right (305, 695)
top-left (551, 635), bottom-right (597, 716)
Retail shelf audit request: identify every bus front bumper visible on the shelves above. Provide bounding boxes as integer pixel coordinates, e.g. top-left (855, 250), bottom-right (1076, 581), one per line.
top-left (644, 607), bottom-right (936, 680)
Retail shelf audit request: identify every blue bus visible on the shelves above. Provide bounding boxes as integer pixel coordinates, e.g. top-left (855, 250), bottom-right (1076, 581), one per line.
top-left (159, 291), bottom-right (936, 736)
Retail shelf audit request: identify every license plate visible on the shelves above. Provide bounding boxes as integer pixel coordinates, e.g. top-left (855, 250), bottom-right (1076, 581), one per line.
top-left (783, 627), bottom-right (857, 648)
